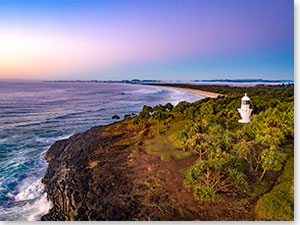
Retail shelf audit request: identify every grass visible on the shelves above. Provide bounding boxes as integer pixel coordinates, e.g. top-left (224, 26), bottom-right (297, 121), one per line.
top-left (254, 157), bottom-right (294, 221)
top-left (144, 119), bottom-right (195, 161)
top-left (146, 135), bottom-right (187, 161)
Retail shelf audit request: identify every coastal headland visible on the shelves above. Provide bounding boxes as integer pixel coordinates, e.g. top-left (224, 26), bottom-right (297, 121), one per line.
top-left (41, 84), bottom-right (294, 221)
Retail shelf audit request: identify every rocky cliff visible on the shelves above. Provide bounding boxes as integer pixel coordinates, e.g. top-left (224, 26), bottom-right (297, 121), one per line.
top-left (41, 121), bottom-right (189, 221)
top-left (41, 118), bottom-right (256, 221)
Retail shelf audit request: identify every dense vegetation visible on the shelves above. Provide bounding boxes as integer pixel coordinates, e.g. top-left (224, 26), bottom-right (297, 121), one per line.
top-left (131, 84), bottom-right (294, 220)
top-left (148, 83), bottom-right (294, 98)
top-left (255, 157), bottom-right (294, 220)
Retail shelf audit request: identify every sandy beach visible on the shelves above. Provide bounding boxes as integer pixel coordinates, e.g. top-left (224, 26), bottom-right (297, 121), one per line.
top-left (151, 85), bottom-right (222, 98)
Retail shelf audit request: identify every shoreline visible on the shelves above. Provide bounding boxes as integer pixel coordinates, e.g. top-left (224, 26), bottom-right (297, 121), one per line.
top-left (147, 85), bottom-right (222, 98)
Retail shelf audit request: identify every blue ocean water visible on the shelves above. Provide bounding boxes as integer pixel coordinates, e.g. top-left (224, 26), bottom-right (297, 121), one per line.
top-left (0, 81), bottom-right (202, 221)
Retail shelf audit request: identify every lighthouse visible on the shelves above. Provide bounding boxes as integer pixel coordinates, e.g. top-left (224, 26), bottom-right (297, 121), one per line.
top-left (237, 93), bottom-right (252, 123)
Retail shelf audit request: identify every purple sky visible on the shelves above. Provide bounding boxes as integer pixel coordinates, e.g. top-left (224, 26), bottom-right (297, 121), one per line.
top-left (0, 0), bottom-right (294, 80)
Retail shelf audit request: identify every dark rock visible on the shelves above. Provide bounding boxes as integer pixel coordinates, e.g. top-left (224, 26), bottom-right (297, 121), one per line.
top-left (41, 122), bottom-right (185, 221)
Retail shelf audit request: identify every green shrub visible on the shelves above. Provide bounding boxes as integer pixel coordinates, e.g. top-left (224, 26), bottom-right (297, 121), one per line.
top-left (278, 158), bottom-right (294, 183)
top-left (228, 168), bottom-right (249, 192)
top-left (255, 158), bottom-right (294, 221)
top-left (255, 182), bottom-right (294, 220)
top-left (173, 101), bottom-right (192, 113)
top-left (132, 118), bottom-right (140, 125)
top-left (184, 160), bottom-right (207, 187)
top-left (193, 185), bottom-right (219, 201)
top-left (184, 172), bottom-right (196, 186)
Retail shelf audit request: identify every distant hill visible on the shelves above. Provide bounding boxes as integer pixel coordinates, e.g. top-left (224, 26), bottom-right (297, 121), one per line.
top-left (197, 79), bottom-right (293, 83)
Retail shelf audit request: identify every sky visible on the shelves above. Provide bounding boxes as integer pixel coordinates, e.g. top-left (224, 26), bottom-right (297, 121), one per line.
top-left (0, 0), bottom-right (294, 81)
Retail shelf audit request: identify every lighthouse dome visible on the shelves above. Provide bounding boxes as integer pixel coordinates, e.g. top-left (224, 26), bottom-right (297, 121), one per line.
top-left (241, 93), bottom-right (250, 101)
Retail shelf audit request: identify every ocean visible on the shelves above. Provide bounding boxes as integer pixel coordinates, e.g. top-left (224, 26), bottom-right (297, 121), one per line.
top-left (0, 81), bottom-right (202, 221)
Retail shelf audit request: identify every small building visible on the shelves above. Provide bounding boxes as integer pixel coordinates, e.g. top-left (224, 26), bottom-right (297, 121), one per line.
top-left (237, 93), bottom-right (252, 123)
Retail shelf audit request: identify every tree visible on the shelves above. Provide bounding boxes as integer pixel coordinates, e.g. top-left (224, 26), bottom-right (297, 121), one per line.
top-left (217, 108), bottom-right (239, 132)
top-left (151, 111), bottom-right (173, 133)
top-left (180, 121), bottom-right (209, 160)
top-left (259, 147), bottom-right (286, 181)
top-left (196, 102), bottom-right (216, 122)
top-left (141, 105), bottom-right (153, 114)
top-left (137, 105), bottom-right (152, 128)
top-left (173, 101), bottom-right (192, 113)
top-left (164, 103), bottom-right (174, 112)
top-left (153, 104), bottom-right (165, 112)
top-left (233, 106), bottom-right (290, 179)
top-left (124, 114), bottom-right (132, 120)
top-left (185, 155), bottom-right (248, 195)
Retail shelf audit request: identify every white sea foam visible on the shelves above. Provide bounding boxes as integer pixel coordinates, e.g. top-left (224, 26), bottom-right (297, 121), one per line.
top-left (15, 178), bottom-right (44, 201)
top-left (35, 134), bottom-right (72, 144)
top-left (26, 193), bottom-right (52, 221)
top-left (1, 193), bottom-right (53, 221)
top-left (163, 88), bottom-right (203, 106)
top-left (2, 177), bottom-right (52, 221)
top-left (124, 86), bottom-right (163, 95)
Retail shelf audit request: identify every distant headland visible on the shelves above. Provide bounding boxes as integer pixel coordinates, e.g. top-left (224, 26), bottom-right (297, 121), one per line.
top-left (41, 78), bottom-right (294, 86)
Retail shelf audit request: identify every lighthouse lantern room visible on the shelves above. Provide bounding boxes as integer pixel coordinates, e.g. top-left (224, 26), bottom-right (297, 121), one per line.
top-left (237, 93), bottom-right (252, 123)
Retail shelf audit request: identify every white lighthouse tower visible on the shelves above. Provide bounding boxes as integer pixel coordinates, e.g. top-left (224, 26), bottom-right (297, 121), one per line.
top-left (238, 93), bottom-right (252, 123)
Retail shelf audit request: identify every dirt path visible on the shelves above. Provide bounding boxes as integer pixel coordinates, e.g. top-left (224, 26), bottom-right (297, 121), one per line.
top-left (128, 145), bottom-right (255, 221)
